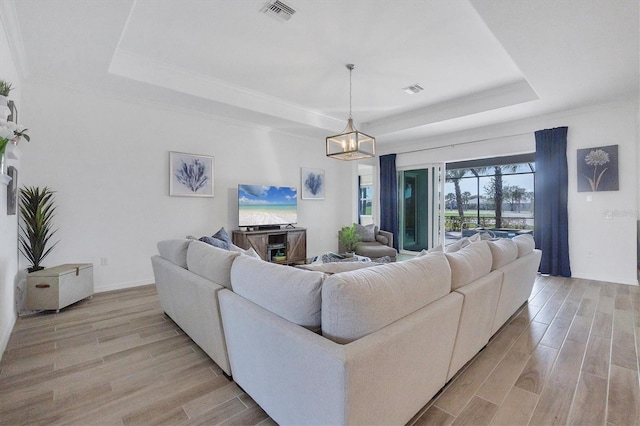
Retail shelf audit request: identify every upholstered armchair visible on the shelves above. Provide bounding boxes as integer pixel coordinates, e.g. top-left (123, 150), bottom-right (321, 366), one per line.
top-left (338, 224), bottom-right (397, 261)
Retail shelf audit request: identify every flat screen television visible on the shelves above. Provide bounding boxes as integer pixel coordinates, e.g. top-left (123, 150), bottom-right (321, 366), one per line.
top-left (238, 184), bottom-right (297, 228)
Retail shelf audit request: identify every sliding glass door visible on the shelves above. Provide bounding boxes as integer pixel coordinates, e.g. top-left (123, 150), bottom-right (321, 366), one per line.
top-left (398, 165), bottom-right (445, 252)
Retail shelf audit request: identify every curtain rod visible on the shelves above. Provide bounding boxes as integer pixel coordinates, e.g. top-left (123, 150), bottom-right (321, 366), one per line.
top-left (394, 131), bottom-right (534, 155)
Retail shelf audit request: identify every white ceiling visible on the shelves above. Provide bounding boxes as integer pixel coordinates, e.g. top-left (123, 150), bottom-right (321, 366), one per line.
top-left (3, 0), bottom-right (639, 147)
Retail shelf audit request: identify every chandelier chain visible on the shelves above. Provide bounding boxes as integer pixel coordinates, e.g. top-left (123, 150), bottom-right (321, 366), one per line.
top-left (349, 67), bottom-right (352, 119)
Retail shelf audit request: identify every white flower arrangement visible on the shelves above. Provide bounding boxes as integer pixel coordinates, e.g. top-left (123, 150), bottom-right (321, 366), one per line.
top-left (0, 118), bottom-right (30, 163)
top-left (0, 118), bottom-right (29, 144)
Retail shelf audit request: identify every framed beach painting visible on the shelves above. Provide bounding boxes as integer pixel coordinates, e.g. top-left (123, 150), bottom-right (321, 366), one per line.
top-left (169, 152), bottom-right (214, 197)
top-left (576, 145), bottom-right (619, 192)
top-left (301, 168), bottom-right (325, 200)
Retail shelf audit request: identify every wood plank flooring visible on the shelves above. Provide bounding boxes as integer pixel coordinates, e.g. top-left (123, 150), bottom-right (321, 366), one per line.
top-left (1, 276), bottom-right (638, 425)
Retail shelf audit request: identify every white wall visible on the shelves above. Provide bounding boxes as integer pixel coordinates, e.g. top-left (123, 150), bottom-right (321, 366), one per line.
top-left (0, 19), bottom-right (21, 360)
top-left (17, 81), bottom-right (352, 293)
top-left (383, 100), bottom-right (639, 285)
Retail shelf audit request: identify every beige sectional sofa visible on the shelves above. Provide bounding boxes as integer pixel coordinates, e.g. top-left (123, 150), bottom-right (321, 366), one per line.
top-left (151, 239), bottom-right (241, 375)
top-left (151, 234), bottom-right (541, 425)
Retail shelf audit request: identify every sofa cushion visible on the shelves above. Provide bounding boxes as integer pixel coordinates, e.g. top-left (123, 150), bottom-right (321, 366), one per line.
top-left (321, 252), bottom-right (451, 344)
top-left (512, 234), bottom-right (535, 258)
top-left (186, 240), bottom-right (240, 289)
top-left (231, 256), bottom-right (324, 328)
top-left (445, 241), bottom-right (493, 290)
top-left (157, 239), bottom-right (191, 269)
top-left (487, 238), bottom-right (519, 270)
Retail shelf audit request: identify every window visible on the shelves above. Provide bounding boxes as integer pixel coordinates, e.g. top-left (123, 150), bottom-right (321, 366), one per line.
top-left (358, 165), bottom-right (374, 225)
top-left (445, 154), bottom-right (535, 242)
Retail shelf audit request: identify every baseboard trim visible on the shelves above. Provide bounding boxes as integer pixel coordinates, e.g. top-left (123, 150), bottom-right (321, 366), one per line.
top-left (0, 313), bottom-right (17, 362)
top-left (95, 279), bottom-right (154, 293)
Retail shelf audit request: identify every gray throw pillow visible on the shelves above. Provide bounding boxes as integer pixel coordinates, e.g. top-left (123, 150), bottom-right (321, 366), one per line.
top-left (355, 223), bottom-right (376, 242)
top-left (199, 236), bottom-right (228, 250)
top-left (213, 227), bottom-right (233, 249)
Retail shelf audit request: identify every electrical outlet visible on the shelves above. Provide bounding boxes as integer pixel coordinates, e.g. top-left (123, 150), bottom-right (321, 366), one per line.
top-left (101, 257), bottom-right (109, 266)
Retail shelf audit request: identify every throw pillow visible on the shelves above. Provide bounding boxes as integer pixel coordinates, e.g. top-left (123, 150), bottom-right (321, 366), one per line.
top-left (322, 253), bottom-right (359, 263)
top-left (228, 243), bottom-right (261, 259)
top-left (213, 227), bottom-right (232, 249)
top-left (199, 236), bottom-right (227, 250)
top-left (375, 234), bottom-right (389, 245)
top-left (468, 233), bottom-right (482, 243)
top-left (445, 237), bottom-right (469, 253)
top-left (355, 223), bottom-right (376, 242)
top-left (244, 247), bottom-right (261, 259)
top-left (416, 245), bottom-right (443, 257)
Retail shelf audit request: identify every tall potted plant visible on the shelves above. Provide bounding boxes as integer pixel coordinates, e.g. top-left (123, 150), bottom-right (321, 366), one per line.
top-left (19, 186), bottom-right (59, 273)
top-left (338, 224), bottom-right (361, 257)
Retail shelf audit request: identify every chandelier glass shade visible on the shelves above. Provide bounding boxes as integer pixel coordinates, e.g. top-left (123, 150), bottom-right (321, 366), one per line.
top-left (326, 64), bottom-right (375, 160)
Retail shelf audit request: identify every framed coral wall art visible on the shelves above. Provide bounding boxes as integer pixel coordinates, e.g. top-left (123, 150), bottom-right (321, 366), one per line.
top-left (301, 168), bottom-right (325, 200)
top-left (169, 152), bottom-right (214, 197)
top-left (577, 144), bottom-right (619, 192)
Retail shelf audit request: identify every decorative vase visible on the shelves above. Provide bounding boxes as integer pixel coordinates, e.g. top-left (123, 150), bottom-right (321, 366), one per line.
top-left (0, 153), bottom-right (5, 175)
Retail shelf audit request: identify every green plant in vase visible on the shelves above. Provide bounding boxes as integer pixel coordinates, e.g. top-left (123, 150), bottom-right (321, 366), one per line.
top-left (19, 186), bottom-right (59, 273)
top-left (0, 80), bottom-right (13, 97)
top-left (338, 224), bottom-right (361, 256)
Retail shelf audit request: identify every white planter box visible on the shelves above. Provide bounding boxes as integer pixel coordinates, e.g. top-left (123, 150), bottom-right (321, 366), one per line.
top-left (26, 263), bottom-right (94, 312)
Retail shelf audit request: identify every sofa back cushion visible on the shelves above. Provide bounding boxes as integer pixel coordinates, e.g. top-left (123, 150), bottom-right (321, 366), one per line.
top-left (186, 240), bottom-right (240, 289)
top-left (157, 239), bottom-right (191, 269)
top-left (231, 255), bottom-right (324, 328)
top-left (512, 234), bottom-right (535, 258)
top-left (487, 238), bottom-right (519, 270)
top-left (445, 241), bottom-right (493, 290)
top-left (321, 252), bottom-right (451, 344)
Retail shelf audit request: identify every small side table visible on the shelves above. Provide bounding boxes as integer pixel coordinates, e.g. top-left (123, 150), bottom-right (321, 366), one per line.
top-left (26, 264), bottom-right (94, 312)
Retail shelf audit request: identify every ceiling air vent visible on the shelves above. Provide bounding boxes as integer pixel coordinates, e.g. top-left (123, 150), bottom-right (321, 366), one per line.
top-left (402, 84), bottom-right (424, 95)
top-left (261, 0), bottom-right (297, 21)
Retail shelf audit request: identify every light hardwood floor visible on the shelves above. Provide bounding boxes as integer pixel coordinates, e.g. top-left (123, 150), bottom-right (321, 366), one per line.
top-left (1, 276), bottom-right (638, 425)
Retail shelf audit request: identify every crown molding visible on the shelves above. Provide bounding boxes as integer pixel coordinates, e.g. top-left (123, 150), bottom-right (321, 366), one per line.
top-left (364, 79), bottom-right (539, 136)
top-left (24, 74), bottom-right (323, 143)
top-left (380, 97), bottom-right (637, 156)
top-left (108, 48), bottom-right (344, 132)
top-left (0, 0), bottom-right (30, 78)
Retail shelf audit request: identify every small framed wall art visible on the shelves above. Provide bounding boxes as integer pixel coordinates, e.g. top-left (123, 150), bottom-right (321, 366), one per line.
top-left (576, 144), bottom-right (619, 192)
top-left (301, 167), bottom-right (325, 200)
top-left (169, 151), bottom-right (214, 197)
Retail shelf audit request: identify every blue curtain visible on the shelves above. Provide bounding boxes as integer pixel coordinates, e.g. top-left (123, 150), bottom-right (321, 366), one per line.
top-left (380, 154), bottom-right (399, 250)
top-left (534, 127), bottom-right (571, 277)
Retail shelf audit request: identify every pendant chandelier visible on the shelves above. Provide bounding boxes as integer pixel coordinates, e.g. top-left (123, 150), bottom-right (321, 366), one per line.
top-left (326, 64), bottom-right (375, 160)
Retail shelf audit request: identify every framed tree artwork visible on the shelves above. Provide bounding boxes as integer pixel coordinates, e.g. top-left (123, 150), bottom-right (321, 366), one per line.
top-left (576, 145), bottom-right (619, 192)
top-left (169, 152), bottom-right (214, 197)
top-left (301, 168), bottom-right (325, 200)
